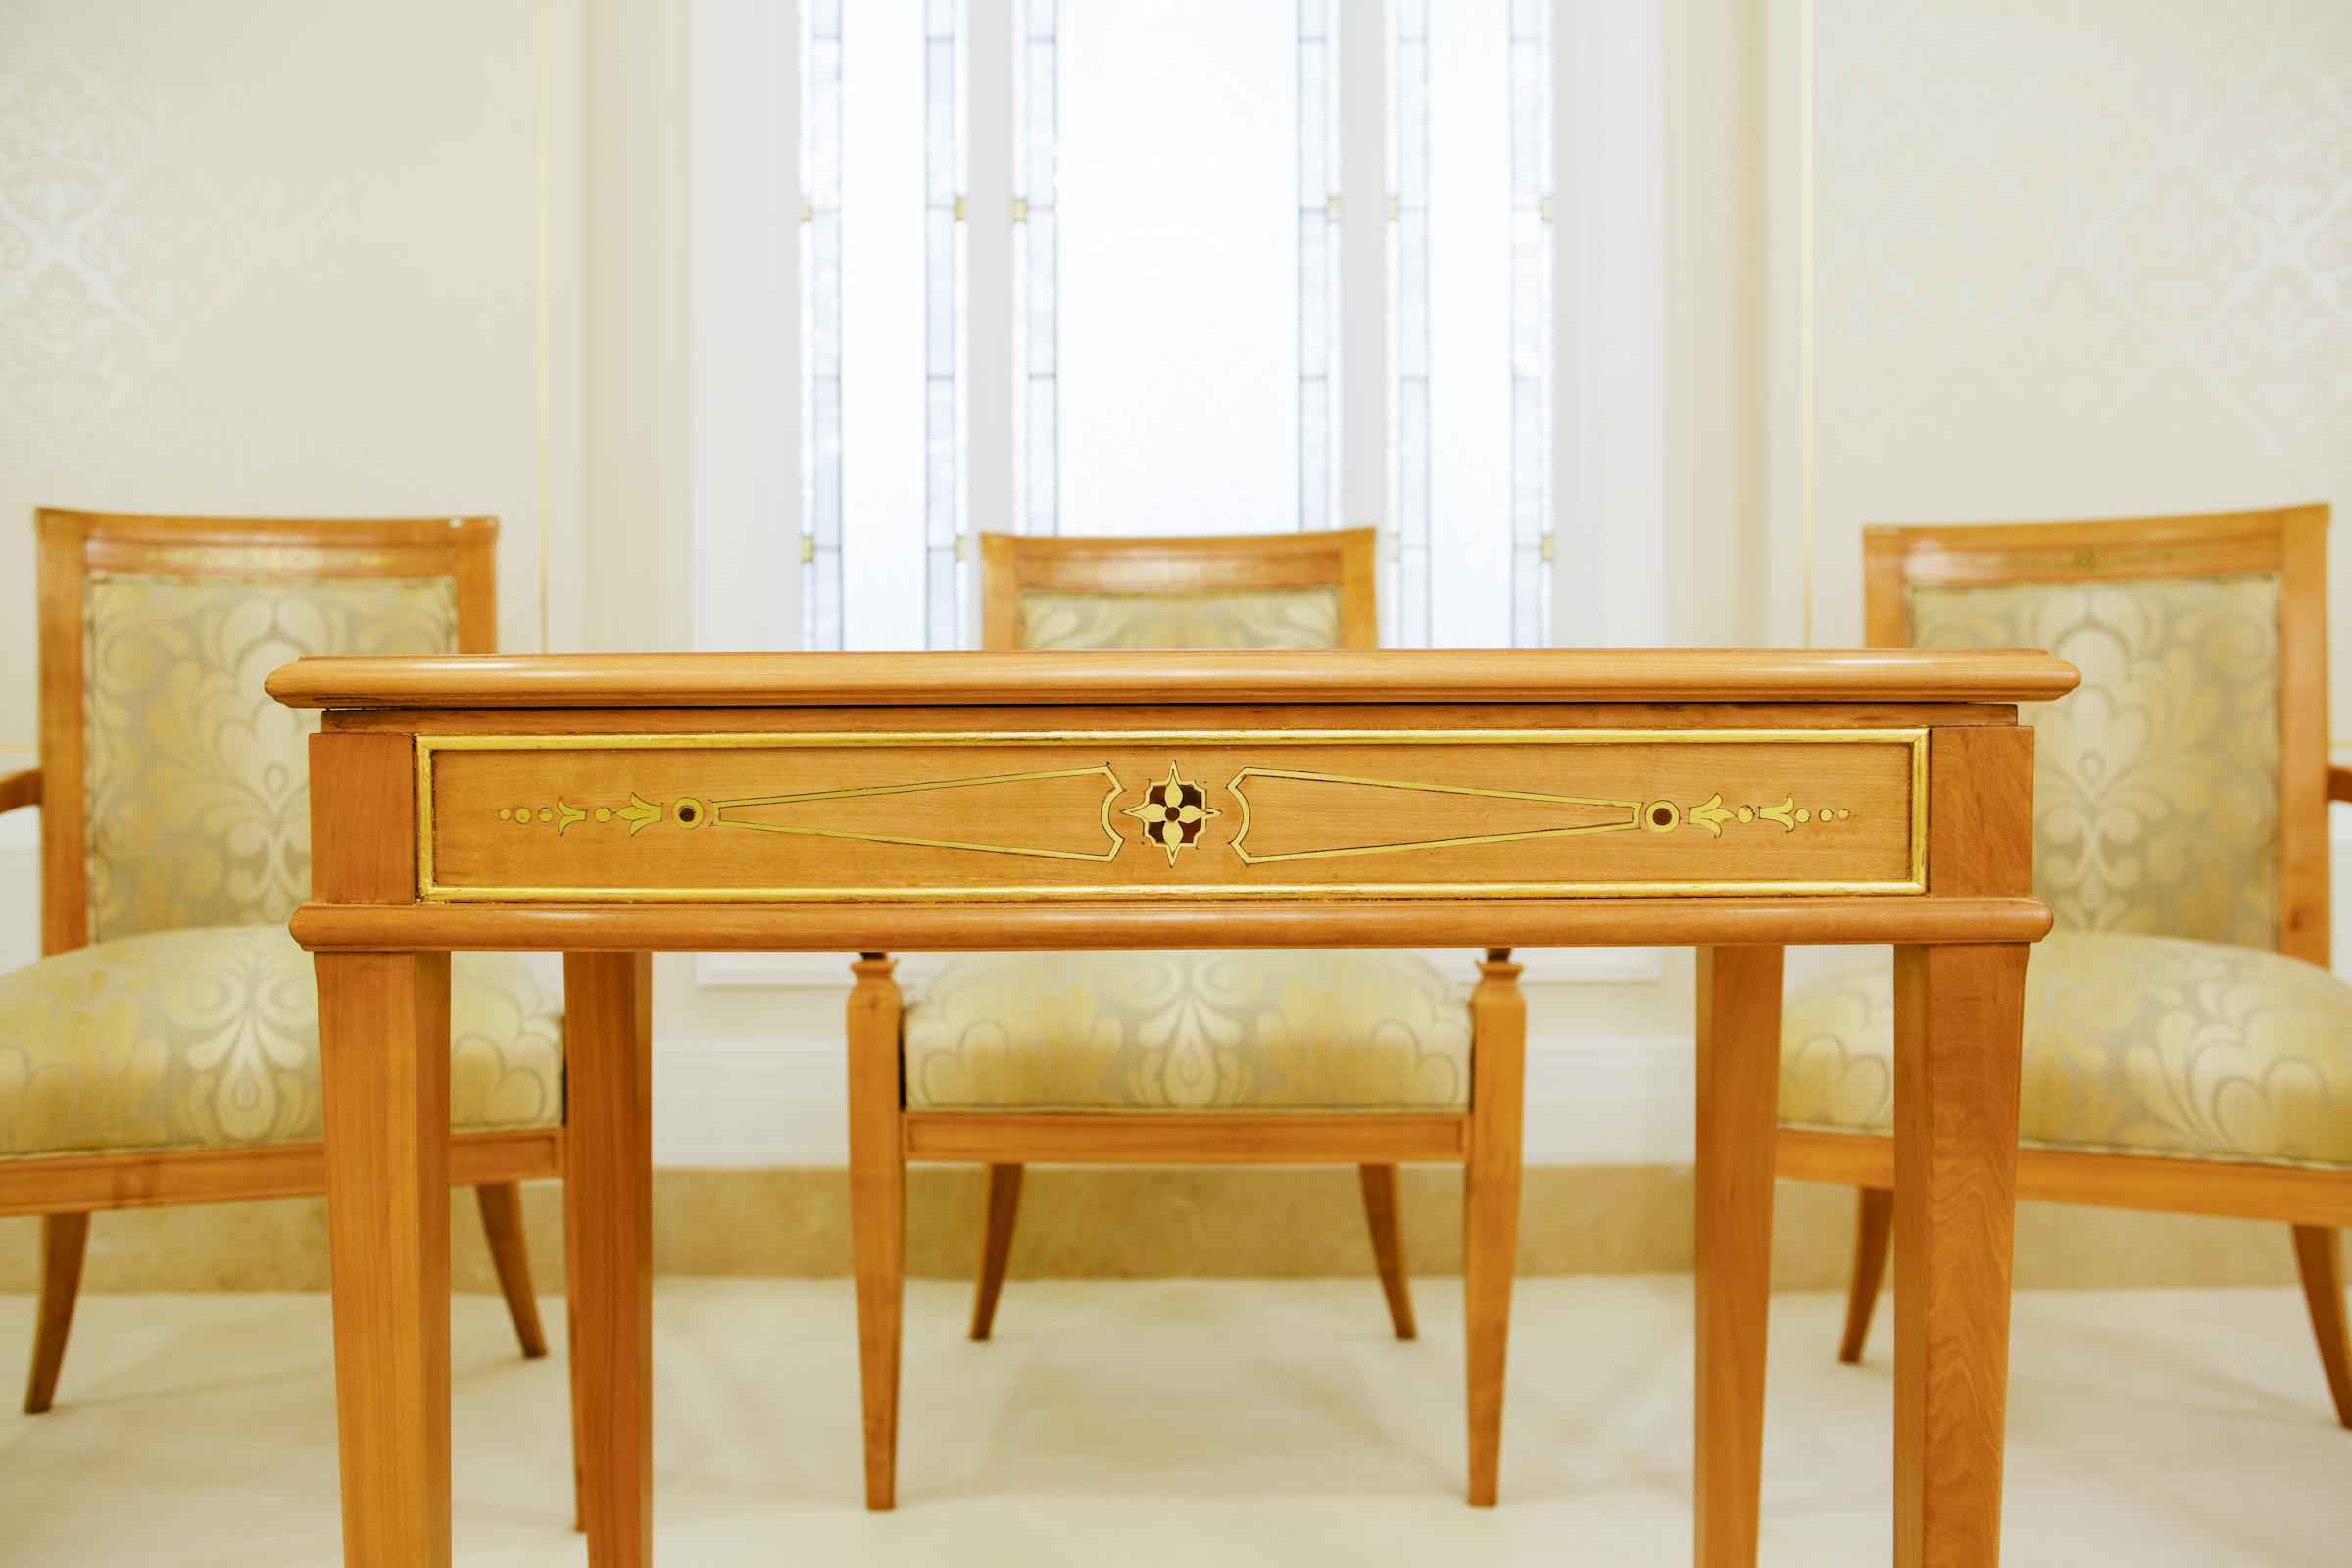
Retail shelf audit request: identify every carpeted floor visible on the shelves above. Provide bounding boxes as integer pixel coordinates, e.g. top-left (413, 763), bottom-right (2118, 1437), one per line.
top-left (1, 1277), bottom-right (2345, 1565)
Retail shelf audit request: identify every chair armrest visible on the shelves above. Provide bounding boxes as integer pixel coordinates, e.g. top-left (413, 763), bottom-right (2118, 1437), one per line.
top-left (2332, 766), bottom-right (2352, 806)
top-left (0, 768), bottom-right (35, 814)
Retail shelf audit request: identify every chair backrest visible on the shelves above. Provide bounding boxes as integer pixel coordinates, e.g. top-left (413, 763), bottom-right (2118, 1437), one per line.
top-left (979, 529), bottom-right (1379, 652)
top-left (1863, 504), bottom-right (2328, 964)
top-left (34, 510), bottom-right (497, 955)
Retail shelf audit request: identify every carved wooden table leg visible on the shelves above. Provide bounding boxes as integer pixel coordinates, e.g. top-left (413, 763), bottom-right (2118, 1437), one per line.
top-left (319, 949), bottom-right (453, 1568)
top-left (1695, 944), bottom-right (1784, 1568)
top-left (1893, 942), bottom-right (2028, 1568)
top-left (564, 952), bottom-right (655, 1567)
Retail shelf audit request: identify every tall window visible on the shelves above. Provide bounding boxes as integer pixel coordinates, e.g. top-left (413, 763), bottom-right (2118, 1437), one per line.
top-left (799, 1), bottom-right (1575, 652)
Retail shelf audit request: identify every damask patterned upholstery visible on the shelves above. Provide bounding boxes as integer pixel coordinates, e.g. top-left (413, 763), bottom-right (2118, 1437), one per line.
top-left (1781, 933), bottom-right (2352, 1172)
top-left (82, 575), bottom-right (458, 943)
top-left (0, 925), bottom-right (563, 1159)
top-left (1016, 588), bottom-right (1344, 652)
top-left (1907, 574), bottom-right (2280, 949)
top-left (903, 950), bottom-right (1471, 1110)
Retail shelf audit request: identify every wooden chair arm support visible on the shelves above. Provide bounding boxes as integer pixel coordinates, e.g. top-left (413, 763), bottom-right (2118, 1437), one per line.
top-left (0, 768), bottom-right (36, 814)
top-left (2331, 764), bottom-right (2352, 805)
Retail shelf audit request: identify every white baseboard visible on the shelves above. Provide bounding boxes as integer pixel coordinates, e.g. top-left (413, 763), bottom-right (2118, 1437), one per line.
top-left (696, 946), bottom-right (1664, 989)
top-left (651, 1031), bottom-right (1695, 1169)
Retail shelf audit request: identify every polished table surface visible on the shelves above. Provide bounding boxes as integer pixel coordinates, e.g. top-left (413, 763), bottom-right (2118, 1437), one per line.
top-left (272, 647), bottom-right (2077, 1568)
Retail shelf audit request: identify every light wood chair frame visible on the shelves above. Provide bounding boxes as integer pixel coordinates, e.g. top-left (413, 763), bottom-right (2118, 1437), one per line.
top-left (1776, 503), bottom-right (2352, 1424)
top-left (850, 527), bottom-right (1527, 1509)
top-left (3, 509), bottom-right (563, 1418)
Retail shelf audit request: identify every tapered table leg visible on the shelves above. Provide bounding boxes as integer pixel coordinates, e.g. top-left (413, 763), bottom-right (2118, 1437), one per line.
top-left (1893, 943), bottom-right (2028, 1568)
top-left (319, 950), bottom-right (453, 1568)
top-left (565, 952), bottom-right (655, 1568)
top-left (1695, 945), bottom-right (1783, 1568)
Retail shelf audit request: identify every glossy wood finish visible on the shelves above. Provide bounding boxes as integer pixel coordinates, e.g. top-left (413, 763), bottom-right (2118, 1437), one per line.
top-left (23, 1212), bottom-right (87, 1413)
top-left (563, 951), bottom-right (654, 1566)
top-left (0, 1130), bottom-right (561, 1219)
top-left (2290, 1226), bottom-right (2352, 1426)
top-left (969, 1164), bottom-right (1023, 1342)
top-left (1841, 1188), bottom-right (1896, 1365)
top-left (1694, 946), bottom-right (1784, 1566)
top-left (1825, 507), bottom-right (2350, 1444)
top-left (476, 1184), bottom-right (549, 1360)
top-left (267, 646), bottom-right (2080, 711)
top-left (847, 956), bottom-right (906, 1511)
top-left (284, 648), bottom-right (2054, 1562)
top-left (0, 767), bottom-right (36, 813)
top-left (981, 528), bottom-right (1380, 651)
top-left (319, 949), bottom-right (454, 1568)
top-left (1357, 1164), bottom-right (1417, 1341)
top-left (1781, 1132), bottom-right (2352, 1226)
top-left (292, 894), bottom-right (2053, 955)
top-left (422, 730), bottom-right (1924, 903)
top-left (1893, 943), bottom-right (2030, 1568)
top-left (6, 512), bottom-right (561, 1428)
top-left (904, 1111), bottom-right (1469, 1163)
top-left (1462, 951), bottom-right (1526, 1508)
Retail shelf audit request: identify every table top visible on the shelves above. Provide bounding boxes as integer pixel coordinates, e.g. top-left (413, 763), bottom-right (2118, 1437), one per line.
top-left (266, 647), bottom-right (2080, 710)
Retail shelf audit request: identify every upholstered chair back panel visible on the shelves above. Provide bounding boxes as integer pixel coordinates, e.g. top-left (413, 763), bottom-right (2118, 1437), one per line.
top-left (1907, 573), bottom-right (2281, 949)
top-left (82, 575), bottom-right (458, 942)
top-left (1016, 587), bottom-right (1344, 651)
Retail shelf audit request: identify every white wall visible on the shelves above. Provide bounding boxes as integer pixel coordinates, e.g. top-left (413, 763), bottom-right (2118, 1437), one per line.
top-left (1785, 0), bottom-right (2352, 712)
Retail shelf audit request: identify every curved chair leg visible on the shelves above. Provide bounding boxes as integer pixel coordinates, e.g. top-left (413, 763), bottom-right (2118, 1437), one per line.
top-left (24, 1211), bottom-right (90, 1414)
top-left (477, 1183), bottom-right (550, 1359)
top-left (1357, 1163), bottom-right (1417, 1340)
top-left (2290, 1225), bottom-right (2351, 1428)
top-left (970, 1163), bottom-right (1024, 1341)
top-left (1839, 1187), bottom-right (1894, 1364)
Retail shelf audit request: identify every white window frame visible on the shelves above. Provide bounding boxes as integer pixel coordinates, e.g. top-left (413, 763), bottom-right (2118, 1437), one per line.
top-left (687, 0), bottom-right (1663, 989)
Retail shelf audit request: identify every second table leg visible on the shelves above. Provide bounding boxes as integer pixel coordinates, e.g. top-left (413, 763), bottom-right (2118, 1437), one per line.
top-left (319, 949), bottom-right (453, 1568)
top-left (1893, 942), bottom-right (2027, 1568)
top-left (1694, 945), bottom-right (1784, 1568)
top-left (564, 952), bottom-right (655, 1567)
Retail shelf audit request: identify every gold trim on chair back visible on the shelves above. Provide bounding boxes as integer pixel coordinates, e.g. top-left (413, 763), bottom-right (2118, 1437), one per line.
top-left (34, 511), bottom-right (499, 955)
top-left (978, 529), bottom-right (1380, 652)
top-left (1862, 504), bottom-right (2328, 963)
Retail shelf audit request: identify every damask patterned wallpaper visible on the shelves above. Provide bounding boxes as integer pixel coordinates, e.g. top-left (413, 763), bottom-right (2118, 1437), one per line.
top-left (0, 0), bottom-right (546, 749)
top-left (1814, 0), bottom-right (2352, 731)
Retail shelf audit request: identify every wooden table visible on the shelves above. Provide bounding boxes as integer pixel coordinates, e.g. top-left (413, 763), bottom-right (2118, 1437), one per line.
top-left (271, 647), bottom-right (2075, 1568)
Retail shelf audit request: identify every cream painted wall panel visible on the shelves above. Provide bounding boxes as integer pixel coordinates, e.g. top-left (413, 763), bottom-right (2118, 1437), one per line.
top-left (1808, 0), bottom-right (2352, 732)
top-left (0, 0), bottom-right (558, 759)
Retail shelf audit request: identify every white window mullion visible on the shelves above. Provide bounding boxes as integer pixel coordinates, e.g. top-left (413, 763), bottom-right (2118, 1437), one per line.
top-left (1011, 0), bottom-right (1057, 535)
top-left (921, 0), bottom-right (966, 647)
top-left (1298, 0), bottom-right (1343, 534)
top-left (800, 0), bottom-right (844, 649)
top-left (1509, 0), bottom-right (1554, 647)
top-left (1389, 0), bottom-right (1432, 646)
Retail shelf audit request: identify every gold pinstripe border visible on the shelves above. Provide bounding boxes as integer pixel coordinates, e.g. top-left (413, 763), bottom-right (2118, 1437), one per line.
top-left (416, 727), bottom-right (1929, 902)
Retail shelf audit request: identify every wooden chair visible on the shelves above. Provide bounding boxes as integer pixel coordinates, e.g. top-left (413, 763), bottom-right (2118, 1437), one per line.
top-left (1, 509), bottom-right (565, 1419)
top-left (849, 528), bottom-right (1526, 1508)
top-left (1776, 504), bottom-right (2352, 1425)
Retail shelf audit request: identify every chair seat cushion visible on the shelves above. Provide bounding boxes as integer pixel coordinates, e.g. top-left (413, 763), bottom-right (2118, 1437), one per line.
top-left (1781, 931), bottom-right (2352, 1170)
top-left (0, 925), bottom-right (563, 1159)
top-left (902, 950), bottom-right (1472, 1110)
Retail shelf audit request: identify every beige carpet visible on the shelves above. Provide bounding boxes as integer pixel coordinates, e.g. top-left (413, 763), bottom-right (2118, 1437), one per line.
top-left (1, 1277), bottom-right (2345, 1565)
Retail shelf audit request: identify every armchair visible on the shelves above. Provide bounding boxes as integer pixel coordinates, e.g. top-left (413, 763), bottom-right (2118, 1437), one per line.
top-left (1777, 504), bottom-right (2352, 1425)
